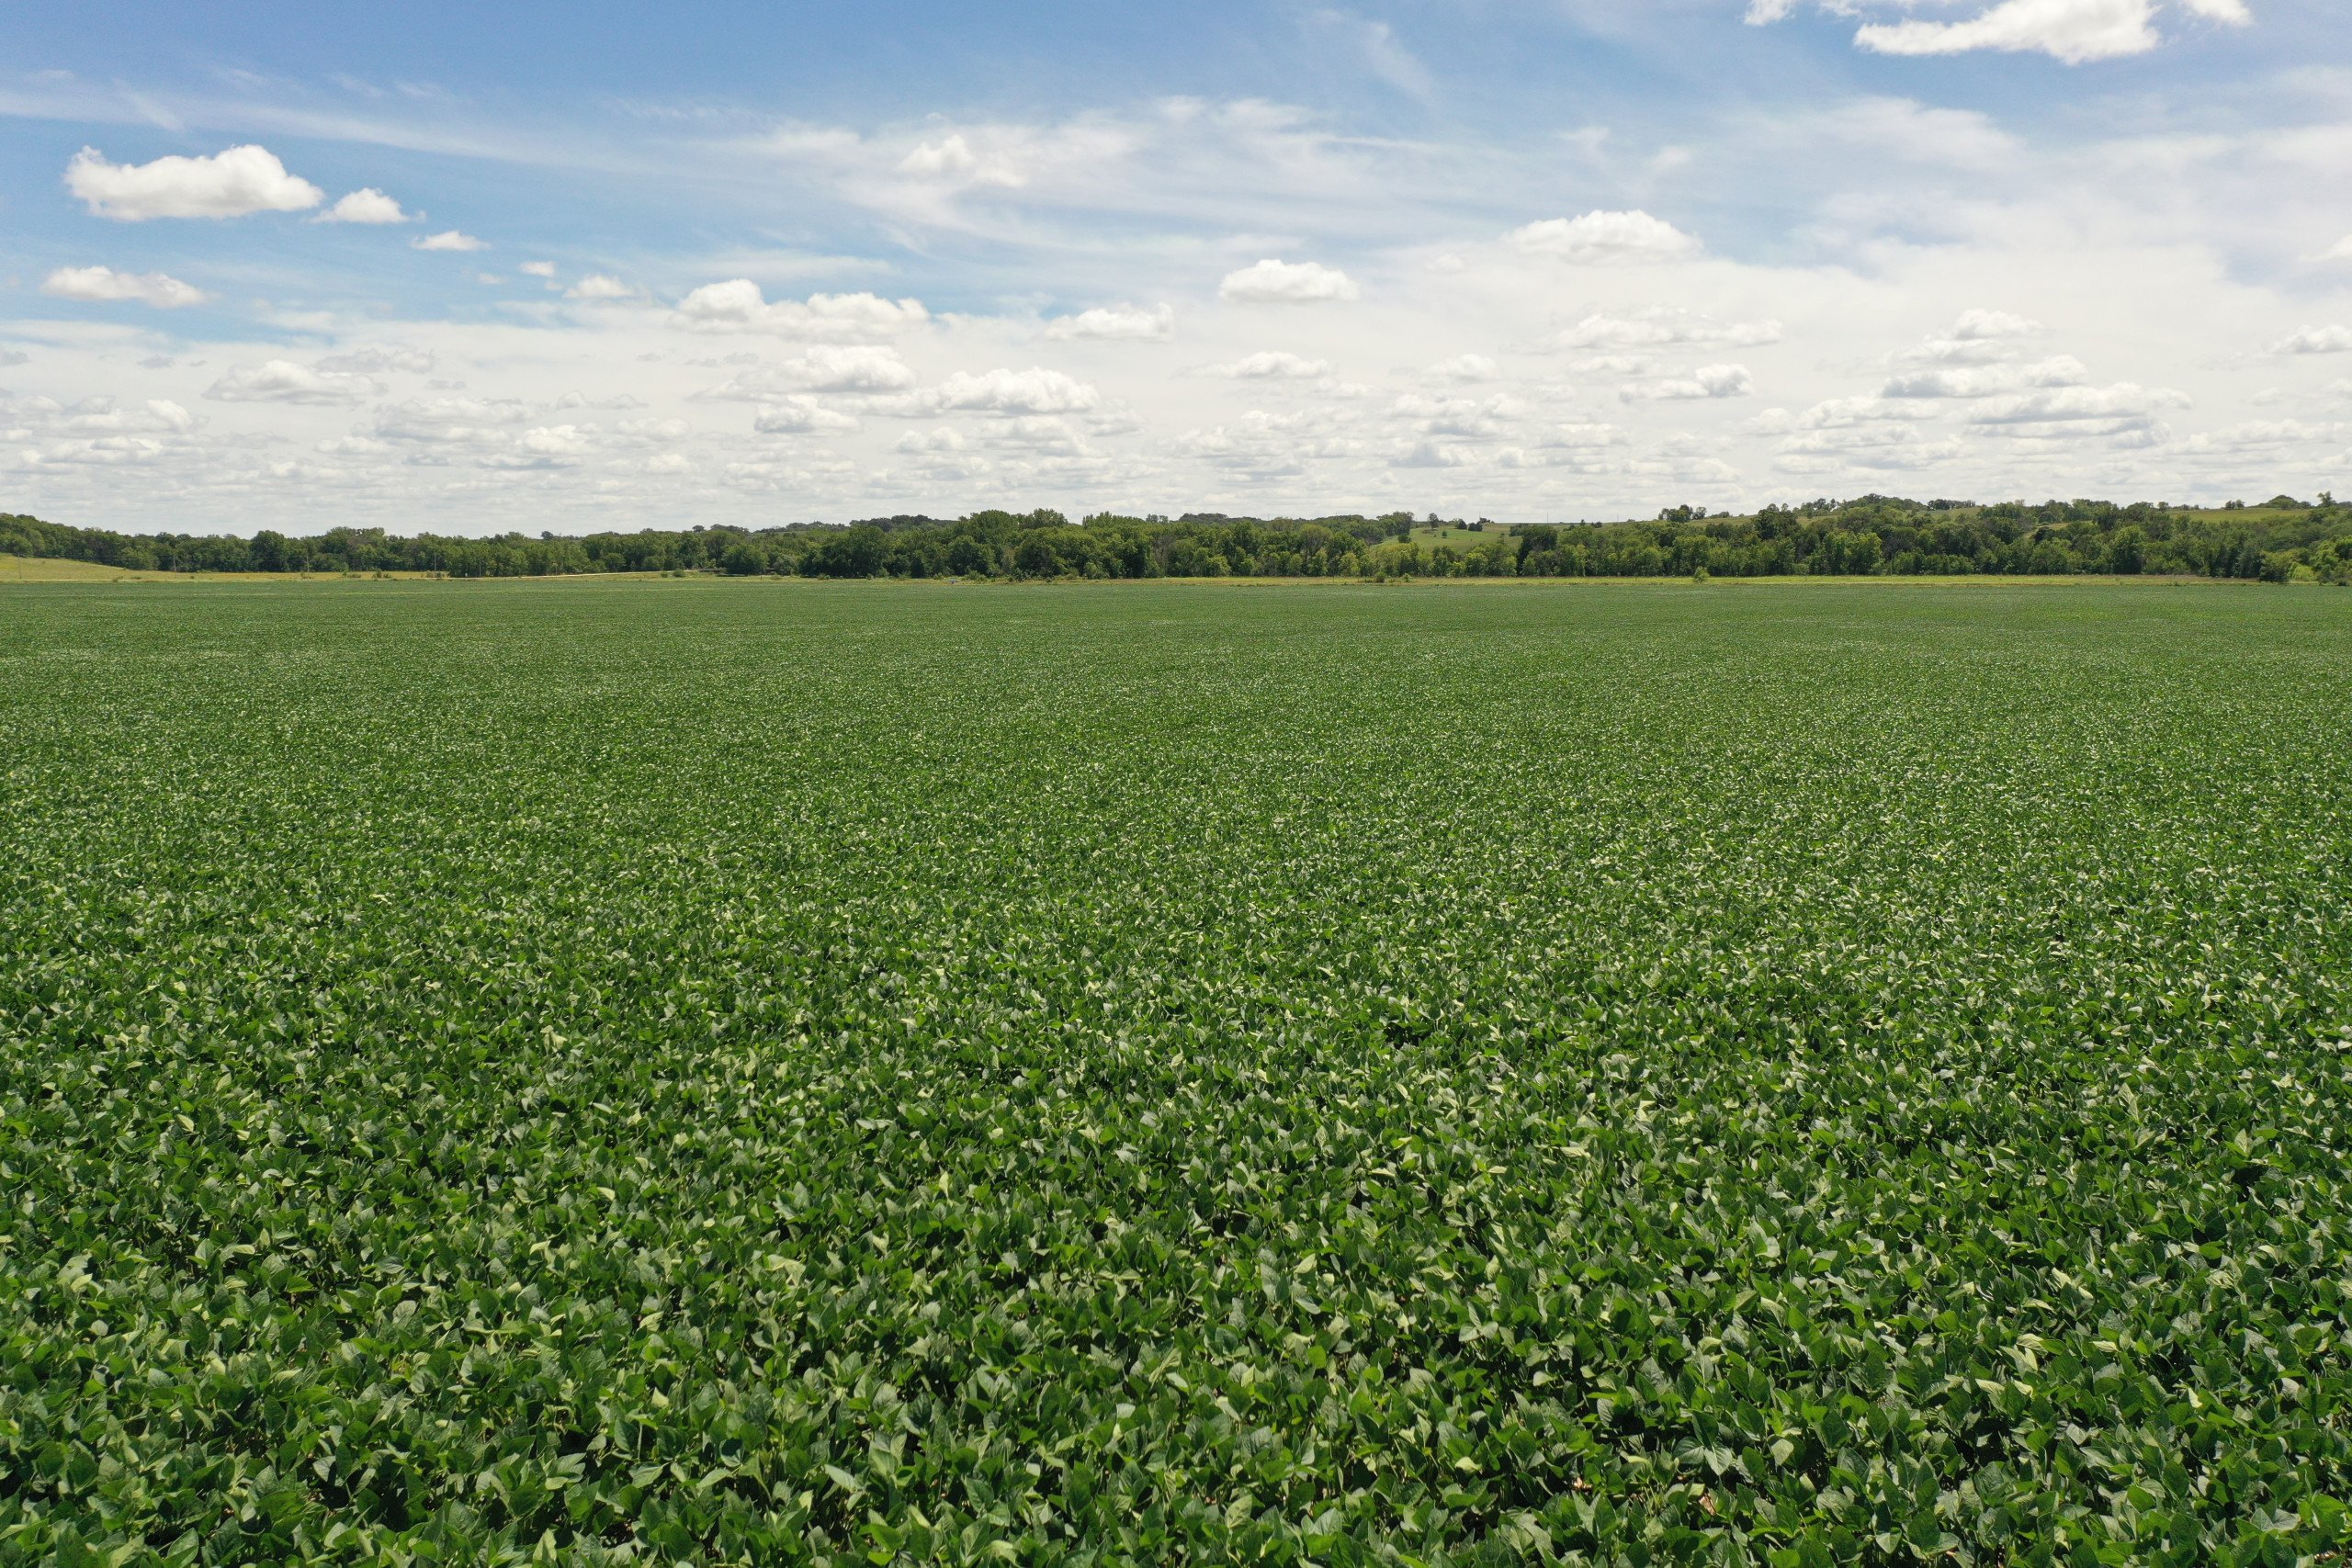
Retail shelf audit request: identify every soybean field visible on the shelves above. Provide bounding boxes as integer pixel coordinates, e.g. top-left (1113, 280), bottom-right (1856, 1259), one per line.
top-left (4, 579), bottom-right (2351, 1567)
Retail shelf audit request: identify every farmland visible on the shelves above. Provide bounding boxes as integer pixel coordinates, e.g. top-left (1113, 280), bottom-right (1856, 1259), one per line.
top-left (4, 579), bottom-right (2350, 1566)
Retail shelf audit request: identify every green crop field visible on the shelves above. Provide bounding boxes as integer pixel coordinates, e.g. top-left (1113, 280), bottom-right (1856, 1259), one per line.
top-left (5, 579), bottom-right (2350, 1567)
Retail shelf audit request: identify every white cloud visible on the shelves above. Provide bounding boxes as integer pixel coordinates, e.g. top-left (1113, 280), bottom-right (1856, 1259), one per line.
top-left (519, 261), bottom-right (558, 278)
top-left (0, 349), bottom-right (28, 367)
top-left (1762, 0), bottom-right (2258, 66)
top-left (40, 265), bottom-right (209, 309)
top-left (566, 274), bottom-right (634, 301)
top-left (699, 346), bottom-right (921, 400)
top-left (65, 144), bottom-right (323, 220)
top-left (315, 345), bottom-right (435, 375)
top-left (2275, 325), bottom-right (2352, 355)
top-left (1553, 311), bottom-right (1782, 351)
top-left (613, 417), bottom-right (687, 445)
top-left (1898, 311), bottom-right (2052, 366)
top-left (1882, 355), bottom-right (2090, 398)
top-left (1045, 303), bottom-right (1173, 341)
top-left (1775, 428), bottom-right (1967, 471)
top-left (316, 188), bottom-right (411, 224)
top-left (1621, 365), bottom-right (1755, 402)
top-left (1425, 354), bottom-right (1498, 382)
top-left (901, 367), bottom-right (1102, 416)
top-left (674, 280), bottom-right (930, 339)
top-left (206, 360), bottom-right (379, 406)
top-left (1218, 259), bottom-right (1358, 304)
top-left (2325, 237), bottom-right (2352, 264)
top-left (1392, 392), bottom-right (1522, 438)
top-left (1762, 398), bottom-right (1944, 433)
top-left (38, 396), bottom-right (195, 436)
top-left (848, 368), bottom-right (1107, 420)
top-left (752, 397), bottom-right (862, 434)
top-left (892, 131), bottom-right (1029, 188)
top-left (1966, 382), bottom-right (2190, 435)
top-left (1860, 2), bottom-right (2162, 62)
top-left (1951, 309), bottom-right (2047, 341)
top-left (1210, 351), bottom-right (1332, 379)
top-left (899, 133), bottom-right (981, 179)
top-left (373, 397), bottom-right (536, 446)
top-left (1510, 210), bottom-right (1699, 265)
top-left (413, 230), bottom-right (488, 252)
top-left (1391, 439), bottom-right (1485, 469)
top-left (481, 425), bottom-right (595, 469)
top-left (2181, 419), bottom-right (2345, 454)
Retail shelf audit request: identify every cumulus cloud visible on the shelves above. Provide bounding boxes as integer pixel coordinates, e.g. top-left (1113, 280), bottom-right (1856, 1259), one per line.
top-left (315, 345), bottom-right (435, 375)
top-left (1045, 303), bottom-right (1174, 341)
top-left (1883, 356), bottom-right (2090, 399)
top-left (1951, 309), bottom-right (2046, 341)
top-left (698, 346), bottom-right (921, 400)
top-left (206, 360), bottom-right (380, 405)
top-left (1509, 210), bottom-right (1699, 265)
top-left (674, 280), bottom-right (930, 339)
top-left (316, 187), bottom-right (411, 224)
top-left (1774, 428), bottom-right (1967, 472)
top-left (1621, 365), bottom-right (1755, 402)
top-left (1391, 439), bottom-right (1485, 469)
top-left (40, 396), bottom-right (196, 436)
top-left (895, 367), bottom-right (1102, 416)
top-left (2274, 325), bottom-right (2352, 355)
top-left (1176, 409), bottom-right (1358, 475)
top-left (1965, 382), bottom-right (2189, 444)
top-left (0, 393), bottom-right (209, 478)
top-left (1425, 354), bottom-right (1498, 382)
top-left (1747, 0), bottom-right (2249, 64)
top-left (66, 144), bottom-right (324, 220)
top-left (1553, 310), bottom-right (1781, 351)
top-left (2181, 418), bottom-right (2345, 454)
top-left (894, 131), bottom-right (1025, 186)
top-left (481, 425), bottom-right (596, 469)
top-left (1750, 398), bottom-right (1944, 434)
top-left (1544, 423), bottom-right (1629, 449)
top-left (1392, 392), bottom-right (1523, 439)
top-left (566, 274), bottom-right (634, 301)
top-left (2326, 237), bottom-right (2352, 264)
top-left (1897, 310), bottom-right (2053, 367)
top-left (40, 265), bottom-right (209, 309)
top-left (1210, 351), bottom-right (1333, 379)
top-left (519, 261), bottom-right (558, 278)
top-left (372, 397), bottom-right (536, 446)
top-left (752, 397), bottom-right (862, 434)
top-left (1218, 259), bottom-right (1358, 304)
top-left (899, 133), bottom-right (981, 179)
top-left (413, 230), bottom-right (488, 252)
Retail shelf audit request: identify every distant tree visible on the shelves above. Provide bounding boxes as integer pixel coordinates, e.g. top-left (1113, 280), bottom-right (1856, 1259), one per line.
top-left (2109, 527), bottom-right (2146, 575)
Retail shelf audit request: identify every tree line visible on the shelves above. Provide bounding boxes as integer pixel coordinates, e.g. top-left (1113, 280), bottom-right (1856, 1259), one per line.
top-left (6, 494), bottom-right (2350, 583)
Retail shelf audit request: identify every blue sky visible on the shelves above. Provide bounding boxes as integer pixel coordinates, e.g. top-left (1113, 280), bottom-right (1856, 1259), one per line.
top-left (3, 0), bottom-right (2348, 532)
